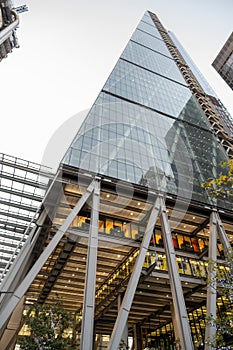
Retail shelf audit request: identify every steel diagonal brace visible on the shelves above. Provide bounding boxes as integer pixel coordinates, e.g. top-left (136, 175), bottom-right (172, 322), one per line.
top-left (0, 171), bottom-right (60, 302)
top-left (0, 179), bottom-right (96, 330)
top-left (160, 197), bottom-right (194, 350)
top-left (107, 196), bottom-right (161, 350)
top-left (215, 212), bottom-right (232, 254)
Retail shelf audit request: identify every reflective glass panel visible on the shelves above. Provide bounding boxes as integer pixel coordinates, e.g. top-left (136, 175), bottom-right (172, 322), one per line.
top-left (122, 41), bottom-right (186, 85)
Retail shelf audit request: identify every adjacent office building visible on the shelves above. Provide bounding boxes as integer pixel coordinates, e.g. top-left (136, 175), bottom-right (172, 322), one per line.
top-left (212, 32), bottom-right (233, 90)
top-left (1, 11), bottom-right (233, 350)
top-left (0, 0), bottom-right (19, 61)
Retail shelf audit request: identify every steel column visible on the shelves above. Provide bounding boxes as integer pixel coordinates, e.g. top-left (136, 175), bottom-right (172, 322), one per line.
top-left (160, 197), bottom-right (194, 350)
top-left (80, 180), bottom-right (100, 350)
top-left (0, 180), bottom-right (96, 330)
top-left (107, 196), bottom-right (161, 350)
top-left (205, 211), bottom-right (217, 350)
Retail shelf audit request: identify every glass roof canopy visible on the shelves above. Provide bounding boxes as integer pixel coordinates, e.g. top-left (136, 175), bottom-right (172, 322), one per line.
top-left (0, 153), bottom-right (54, 282)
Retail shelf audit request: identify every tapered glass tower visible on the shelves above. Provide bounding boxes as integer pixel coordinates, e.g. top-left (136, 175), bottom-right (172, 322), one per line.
top-left (63, 12), bottom-right (231, 206)
top-left (1, 11), bottom-right (233, 350)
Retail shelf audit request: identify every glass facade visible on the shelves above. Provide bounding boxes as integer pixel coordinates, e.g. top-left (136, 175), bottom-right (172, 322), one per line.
top-left (63, 10), bottom-right (228, 205)
top-left (212, 32), bottom-right (233, 90)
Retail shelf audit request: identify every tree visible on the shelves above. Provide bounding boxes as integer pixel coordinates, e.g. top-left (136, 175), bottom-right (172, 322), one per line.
top-left (201, 158), bottom-right (233, 200)
top-left (205, 250), bottom-right (233, 349)
top-left (202, 159), bottom-right (233, 348)
top-left (18, 301), bottom-right (78, 350)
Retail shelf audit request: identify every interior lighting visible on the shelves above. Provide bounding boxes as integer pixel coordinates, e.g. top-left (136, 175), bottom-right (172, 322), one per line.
top-left (193, 216), bottom-right (196, 219)
top-left (118, 255), bottom-right (121, 258)
top-left (137, 202), bottom-right (141, 206)
top-left (106, 194), bottom-right (110, 198)
top-left (130, 212), bottom-right (134, 216)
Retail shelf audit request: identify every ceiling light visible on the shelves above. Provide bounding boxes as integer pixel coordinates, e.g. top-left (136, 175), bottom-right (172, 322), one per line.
top-left (137, 202), bottom-right (141, 206)
top-left (130, 212), bottom-right (134, 216)
top-left (106, 194), bottom-right (110, 198)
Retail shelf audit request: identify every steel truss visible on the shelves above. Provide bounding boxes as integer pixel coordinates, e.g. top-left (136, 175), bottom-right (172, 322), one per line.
top-left (0, 180), bottom-right (232, 350)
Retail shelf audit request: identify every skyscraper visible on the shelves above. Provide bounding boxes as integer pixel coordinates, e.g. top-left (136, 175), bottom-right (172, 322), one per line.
top-left (212, 32), bottom-right (233, 90)
top-left (0, 0), bottom-right (19, 61)
top-left (1, 11), bottom-right (233, 350)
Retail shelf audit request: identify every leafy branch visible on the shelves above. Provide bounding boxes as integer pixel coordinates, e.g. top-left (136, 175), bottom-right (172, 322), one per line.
top-left (201, 158), bottom-right (233, 200)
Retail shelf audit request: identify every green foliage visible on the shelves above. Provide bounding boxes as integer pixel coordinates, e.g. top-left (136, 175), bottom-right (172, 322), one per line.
top-left (201, 158), bottom-right (233, 200)
top-left (18, 301), bottom-right (78, 350)
top-left (206, 250), bottom-right (233, 349)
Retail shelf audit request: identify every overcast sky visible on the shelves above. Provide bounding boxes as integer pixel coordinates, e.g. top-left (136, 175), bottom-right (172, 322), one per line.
top-left (1, 0), bottom-right (233, 170)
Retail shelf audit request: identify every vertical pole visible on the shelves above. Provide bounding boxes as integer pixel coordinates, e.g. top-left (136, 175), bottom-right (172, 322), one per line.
top-left (133, 324), bottom-right (143, 350)
top-left (80, 180), bottom-right (100, 350)
top-left (107, 197), bottom-right (161, 350)
top-left (204, 211), bottom-right (217, 350)
top-left (160, 197), bottom-right (194, 350)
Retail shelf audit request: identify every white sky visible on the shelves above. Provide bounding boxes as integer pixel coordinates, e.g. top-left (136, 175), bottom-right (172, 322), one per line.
top-left (1, 0), bottom-right (233, 170)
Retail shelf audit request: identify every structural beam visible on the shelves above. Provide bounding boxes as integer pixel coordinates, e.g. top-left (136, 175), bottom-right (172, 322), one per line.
top-left (216, 212), bottom-right (232, 255)
top-left (205, 211), bottom-right (217, 350)
top-left (80, 180), bottom-right (100, 350)
top-left (107, 196), bottom-right (161, 350)
top-left (0, 179), bottom-right (96, 330)
top-left (0, 171), bottom-right (60, 295)
top-left (160, 197), bottom-right (194, 350)
top-left (0, 210), bottom-right (47, 307)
